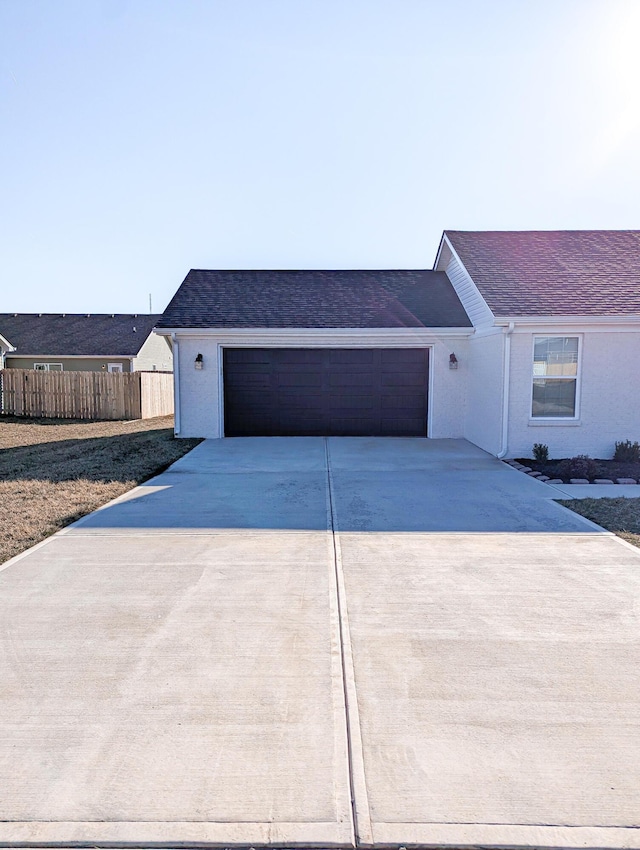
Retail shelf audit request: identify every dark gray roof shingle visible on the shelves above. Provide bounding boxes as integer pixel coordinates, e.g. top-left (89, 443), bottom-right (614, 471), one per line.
top-left (445, 230), bottom-right (640, 316)
top-left (157, 270), bottom-right (472, 329)
top-left (0, 314), bottom-right (160, 357)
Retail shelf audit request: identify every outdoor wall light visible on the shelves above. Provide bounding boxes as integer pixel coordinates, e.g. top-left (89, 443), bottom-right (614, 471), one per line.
top-left (449, 353), bottom-right (459, 369)
top-left (194, 353), bottom-right (204, 370)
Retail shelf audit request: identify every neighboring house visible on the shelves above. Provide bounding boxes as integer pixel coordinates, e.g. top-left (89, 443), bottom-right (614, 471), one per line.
top-left (0, 332), bottom-right (16, 369)
top-left (0, 314), bottom-right (173, 373)
top-left (155, 230), bottom-right (640, 458)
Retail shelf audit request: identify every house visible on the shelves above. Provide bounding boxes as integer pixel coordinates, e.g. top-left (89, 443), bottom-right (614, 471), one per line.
top-left (0, 332), bottom-right (15, 369)
top-left (434, 230), bottom-right (640, 458)
top-left (0, 313), bottom-right (173, 373)
top-left (155, 230), bottom-right (640, 458)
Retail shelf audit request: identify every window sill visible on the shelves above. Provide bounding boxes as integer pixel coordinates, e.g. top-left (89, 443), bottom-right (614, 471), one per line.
top-left (528, 419), bottom-right (581, 427)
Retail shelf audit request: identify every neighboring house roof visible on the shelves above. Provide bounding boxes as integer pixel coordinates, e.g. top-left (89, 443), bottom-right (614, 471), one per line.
top-left (157, 269), bottom-right (472, 329)
top-left (0, 314), bottom-right (161, 357)
top-left (444, 230), bottom-right (640, 316)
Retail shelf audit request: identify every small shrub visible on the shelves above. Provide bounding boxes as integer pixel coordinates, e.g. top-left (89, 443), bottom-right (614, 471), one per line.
top-left (533, 443), bottom-right (549, 462)
top-left (557, 454), bottom-right (598, 481)
top-left (614, 440), bottom-right (640, 463)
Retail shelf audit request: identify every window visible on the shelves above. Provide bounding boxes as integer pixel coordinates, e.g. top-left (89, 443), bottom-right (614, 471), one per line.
top-left (531, 336), bottom-right (579, 418)
top-left (107, 363), bottom-right (123, 373)
top-left (34, 362), bottom-right (63, 371)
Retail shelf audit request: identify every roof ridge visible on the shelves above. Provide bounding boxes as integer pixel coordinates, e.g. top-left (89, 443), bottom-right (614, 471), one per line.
top-left (445, 229), bottom-right (640, 235)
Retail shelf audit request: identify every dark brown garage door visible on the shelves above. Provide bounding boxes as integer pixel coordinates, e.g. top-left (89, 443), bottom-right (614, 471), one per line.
top-left (223, 348), bottom-right (429, 437)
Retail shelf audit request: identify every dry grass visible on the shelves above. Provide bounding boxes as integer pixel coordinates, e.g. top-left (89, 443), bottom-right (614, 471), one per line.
top-left (558, 497), bottom-right (640, 549)
top-left (0, 415), bottom-right (201, 564)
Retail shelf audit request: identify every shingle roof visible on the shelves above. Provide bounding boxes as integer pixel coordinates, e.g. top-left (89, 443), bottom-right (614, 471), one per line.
top-left (157, 270), bottom-right (472, 329)
top-left (445, 230), bottom-right (640, 316)
top-left (0, 314), bottom-right (160, 357)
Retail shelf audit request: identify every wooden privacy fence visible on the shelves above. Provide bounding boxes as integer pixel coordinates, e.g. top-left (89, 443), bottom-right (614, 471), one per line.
top-left (0, 369), bottom-right (174, 421)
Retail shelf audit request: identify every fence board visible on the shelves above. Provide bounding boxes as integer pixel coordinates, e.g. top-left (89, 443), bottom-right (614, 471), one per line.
top-left (0, 369), bottom-right (174, 421)
top-left (140, 371), bottom-right (174, 418)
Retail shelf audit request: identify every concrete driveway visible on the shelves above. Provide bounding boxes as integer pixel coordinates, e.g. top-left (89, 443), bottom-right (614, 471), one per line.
top-left (1, 438), bottom-right (639, 849)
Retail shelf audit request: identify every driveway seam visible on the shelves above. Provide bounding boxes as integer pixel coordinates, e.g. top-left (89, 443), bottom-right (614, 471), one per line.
top-left (324, 438), bottom-right (373, 847)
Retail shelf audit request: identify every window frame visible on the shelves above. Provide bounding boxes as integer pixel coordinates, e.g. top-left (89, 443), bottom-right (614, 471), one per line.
top-left (107, 363), bottom-right (124, 373)
top-left (33, 362), bottom-right (63, 371)
top-left (530, 335), bottom-right (582, 421)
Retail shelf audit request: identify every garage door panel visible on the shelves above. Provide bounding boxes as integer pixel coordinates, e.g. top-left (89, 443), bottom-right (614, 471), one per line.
top-left (328, 365), bottom-right (379, 377)
top-left (239, 370), bottom-right (275, 381)
top-left (278, 418), bottom-right (328, 436)
top-left (227, 417), bottom-right (275, 436)
top-left (276, 373), bottom-right (324, 388)
top-left (328, 419), bottom-right (379, 437)
top-left (380, 418), bottom-right (426, 436)
top-left (330, 401), bottom-right (378, 414)
top-left (276, 387), bottom-right (324, 403)
top-left (381, 373), bottom-right (427, 387)
top-left (224, 349), bottom-right (274, 366)
top-left (277, 350), bottom-right (325, 365)
top-left (328, 350), bottom-right (376, 364)
top-left (329, 373), bottom-right (377, 387)
top-left (223, 349), bottom-right (428, 437)
top-left (226, 396), bottom-right (271, 412)
top-left (272, 363), bottom-right (324, 374)
top-left (380, 387), bottom-right (424, 410)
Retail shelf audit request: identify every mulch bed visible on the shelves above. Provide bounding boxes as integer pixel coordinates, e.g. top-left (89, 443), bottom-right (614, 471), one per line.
top-left (515, 457), bottom-right (640, 483)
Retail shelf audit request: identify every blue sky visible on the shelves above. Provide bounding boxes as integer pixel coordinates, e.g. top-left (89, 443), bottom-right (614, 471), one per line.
top-left (1, 0), bottom-right (639, 314)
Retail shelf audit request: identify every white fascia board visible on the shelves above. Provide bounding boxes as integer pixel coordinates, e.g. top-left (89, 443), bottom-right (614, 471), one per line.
top-left (494, 315), bottom-right (640, 331)
top-left (432, 231), bottom-right (449, 269)
top-left (153, 327), bottom-right (474, 343)
top-left (470, 326), bottom-right (505, 339)
top-left (0, 333), bottom-right (15, 352)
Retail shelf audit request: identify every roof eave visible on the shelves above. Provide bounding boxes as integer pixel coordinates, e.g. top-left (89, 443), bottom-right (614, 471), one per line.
top-left (433, 231), bottom-right (449, 270)
top-left (494, 314), bottom-right (640, 325)
top-left (154, 326), bottom-right (474, 336)
top-left (6, 353), bottom-right (139, 359)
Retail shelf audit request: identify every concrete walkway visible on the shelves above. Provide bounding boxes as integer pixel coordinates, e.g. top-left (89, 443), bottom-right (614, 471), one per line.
top-left (1, 438), bottom-right (639, 849)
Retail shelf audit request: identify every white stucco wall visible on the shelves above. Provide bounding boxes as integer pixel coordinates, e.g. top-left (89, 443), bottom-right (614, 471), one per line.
top-left (167, 330), bottom-right (470, 440)
top-left (174, 335), bottom-right (222, 438)
top-left (427, 335), bottom-right (468, 439)
top-left (505, 327), bottom-right (640, 459)
top-left (464, 331), bottom-right (505, 455)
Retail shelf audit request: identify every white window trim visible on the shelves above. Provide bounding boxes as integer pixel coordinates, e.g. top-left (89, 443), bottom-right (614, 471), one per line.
top-left (107, 362), bottom-right (124, 372)
top-left (529, 334), bottom-right (582, 421)
top-left (33, 362), bottom-right (63, 371)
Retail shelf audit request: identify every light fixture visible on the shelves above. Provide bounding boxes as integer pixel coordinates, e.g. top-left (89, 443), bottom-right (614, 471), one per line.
top-left (449, 353), bottom-right (458, 369)
top-left (194, 353), bottom-right (204, 370)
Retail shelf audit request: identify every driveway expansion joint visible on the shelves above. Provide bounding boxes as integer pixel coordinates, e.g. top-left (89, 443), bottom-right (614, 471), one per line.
top-left (324, 438), bottom-right (372, 848)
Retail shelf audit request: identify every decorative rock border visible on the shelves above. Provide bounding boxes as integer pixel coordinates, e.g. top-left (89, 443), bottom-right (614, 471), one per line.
top-left (503, 460), bottom-right (638, 486)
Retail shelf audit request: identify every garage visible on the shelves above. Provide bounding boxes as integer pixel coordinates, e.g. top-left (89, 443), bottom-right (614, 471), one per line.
top-left (155, 268), bottom-right (472, 439)
top-left (223, 348), bottom-right (429, 437)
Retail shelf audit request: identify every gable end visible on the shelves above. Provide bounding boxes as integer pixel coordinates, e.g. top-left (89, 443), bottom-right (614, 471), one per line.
top-left (435, 235), bottom-right (495, 329)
